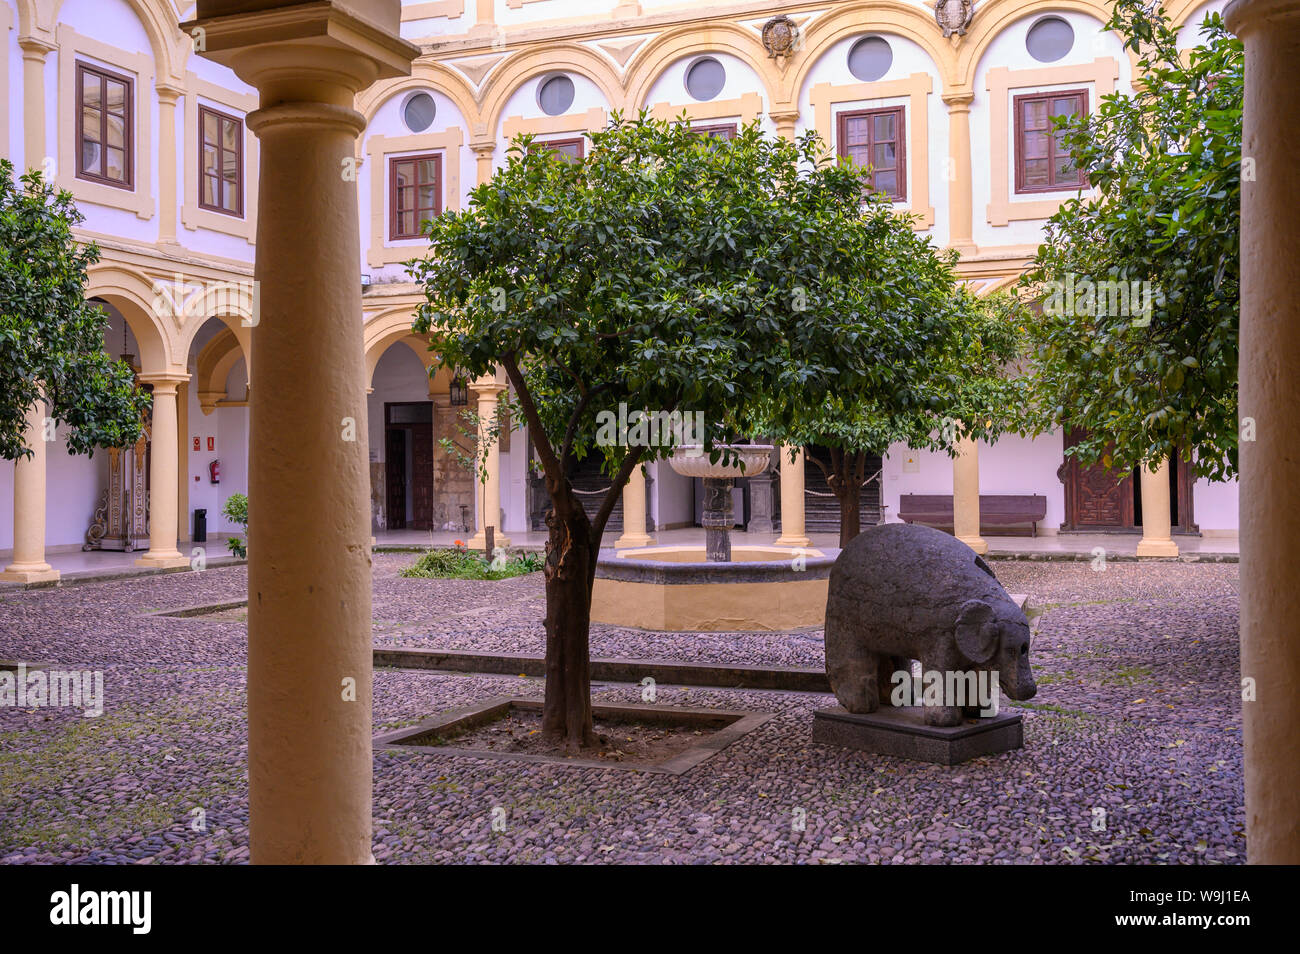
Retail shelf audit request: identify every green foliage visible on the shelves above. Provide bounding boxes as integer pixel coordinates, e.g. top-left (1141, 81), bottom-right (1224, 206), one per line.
top-left (0, 161), bottom-right (149, 460)
top-left (1023, 0), bottom-right (1241, 480)
top-left (411, 113), bottom-right (971, 536)
top-left (401, 547), bottom-right (543, 580)
top-left (222, 492), bottom-right (248, 559)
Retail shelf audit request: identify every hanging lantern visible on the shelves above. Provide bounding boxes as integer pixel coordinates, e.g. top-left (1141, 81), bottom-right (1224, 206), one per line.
top-left (449, 372), bottom-right (469, 407)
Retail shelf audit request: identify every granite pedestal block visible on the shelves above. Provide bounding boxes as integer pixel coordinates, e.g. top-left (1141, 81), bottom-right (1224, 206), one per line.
top-left (812, 705), bottom-right (1023, 765)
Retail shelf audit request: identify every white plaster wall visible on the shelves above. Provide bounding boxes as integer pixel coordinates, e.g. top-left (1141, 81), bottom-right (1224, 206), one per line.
top-left (971, 11), bottom-right (1130, 249)
top-left (641, 50), bottom-right (774, 137)
top-left (1193, 474), bottom-right (1238, 532)
top-left (361, 85), bottom-right (476, 282)
top-left (6, 0), bottom-right (23, 167)
top-left (796, 30), bottom-right (947, 246)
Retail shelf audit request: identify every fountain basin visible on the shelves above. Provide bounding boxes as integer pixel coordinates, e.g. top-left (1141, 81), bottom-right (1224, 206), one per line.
top-left (590, 545), bottom-right (837, 632)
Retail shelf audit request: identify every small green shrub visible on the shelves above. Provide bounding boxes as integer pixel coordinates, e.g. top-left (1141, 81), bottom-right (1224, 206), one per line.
top-left (222, 492), bottom-right (248, 559)
top-left (401, 546), bottom-right (542, 581)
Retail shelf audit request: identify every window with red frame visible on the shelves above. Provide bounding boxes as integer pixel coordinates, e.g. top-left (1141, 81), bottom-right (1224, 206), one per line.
top-left (198, 105), bottom-right (243, 216)
top-left (836, 106), bottom-right (905, 201)
top-left (528, 138), bottom-right (585, 162)
top-left (1014, 89), bottom-right (1087, 193)
top-left (76, 62), bottom-right (133, 188)
top-left (389, 153), bottom-right (442, 240)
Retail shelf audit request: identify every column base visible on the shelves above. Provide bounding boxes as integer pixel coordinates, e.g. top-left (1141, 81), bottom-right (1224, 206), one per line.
top-left (774, 534), bottom-right (812, 548)
top-left (468, 533), bottom-right (512, 551)
top-left (957, 535), bottom-right (989, 555)
top-left (614, 532), bottom-right (655, 549)
top-left (1136, 538), bottom-right (1180, 558)
top-left (0, 563), bottom-right (60, 584)
top-left (134, 551), bottom-right (191, 569)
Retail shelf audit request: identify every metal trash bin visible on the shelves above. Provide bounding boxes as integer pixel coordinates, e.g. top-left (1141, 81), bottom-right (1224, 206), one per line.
top-left (194, 509), bottom-right (207, 543)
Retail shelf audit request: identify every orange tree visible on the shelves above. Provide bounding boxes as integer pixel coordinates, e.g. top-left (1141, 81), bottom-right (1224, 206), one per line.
top-left (411, 115), bottom-right (969, 749)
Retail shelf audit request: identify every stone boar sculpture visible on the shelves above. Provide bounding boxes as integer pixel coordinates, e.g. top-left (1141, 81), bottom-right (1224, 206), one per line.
top-left (824, 523), bottom-right (1037, 726)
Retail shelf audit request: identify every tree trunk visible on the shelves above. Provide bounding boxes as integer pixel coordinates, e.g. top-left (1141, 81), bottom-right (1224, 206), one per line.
top-left (540, 482), bottom-right (597, 751)
top-left (837, 478), bottom-right (862, 547)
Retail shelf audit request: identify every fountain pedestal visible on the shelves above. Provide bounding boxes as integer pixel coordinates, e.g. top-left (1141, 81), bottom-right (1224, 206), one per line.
top-left (702, 477), bottom-right (734, 562)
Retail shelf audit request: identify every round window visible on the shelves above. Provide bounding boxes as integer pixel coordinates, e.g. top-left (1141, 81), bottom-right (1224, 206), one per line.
top-left (1026, 16), bottom-right (1075, 63)
top-left (402, 92), bottom-right (436, 133)
top-left (847, 36), bottom-right (893, 83)
top-left (537, 74), bottom-right (576, 116)
top-left (684, 57), bottom-right (726, 102)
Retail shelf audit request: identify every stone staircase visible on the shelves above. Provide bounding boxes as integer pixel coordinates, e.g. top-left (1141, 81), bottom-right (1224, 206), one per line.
top-left (803, 450), bottom-right (882, 535)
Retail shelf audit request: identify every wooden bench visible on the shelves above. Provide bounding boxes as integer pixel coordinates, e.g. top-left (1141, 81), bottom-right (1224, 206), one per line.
top-left (898, 494), bottom-right (1048, 537)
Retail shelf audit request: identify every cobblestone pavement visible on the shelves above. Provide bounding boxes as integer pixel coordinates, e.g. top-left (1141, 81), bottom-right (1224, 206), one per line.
top-left (0, 553), bottom-right (1243, 863)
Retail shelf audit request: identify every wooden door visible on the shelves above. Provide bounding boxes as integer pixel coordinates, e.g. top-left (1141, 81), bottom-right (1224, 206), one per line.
top-left (385, 428), bottom-right (407, 529)
top-left (1059, 428), bottom-right (1135, 530)
top-left (410, 423), bottom-right (434, 530)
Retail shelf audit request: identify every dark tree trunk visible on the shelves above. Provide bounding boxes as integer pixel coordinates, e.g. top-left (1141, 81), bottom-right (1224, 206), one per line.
top-left (830, 449), bottom-right (867, 548)
top-left (540, 482), bottom-right (597, 751)
top-left (838, 480), bottom-right (862, 547)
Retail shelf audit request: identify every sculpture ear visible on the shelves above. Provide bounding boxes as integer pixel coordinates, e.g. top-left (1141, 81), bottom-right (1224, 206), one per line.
top-left (955, 599), bottom-right (998, 664)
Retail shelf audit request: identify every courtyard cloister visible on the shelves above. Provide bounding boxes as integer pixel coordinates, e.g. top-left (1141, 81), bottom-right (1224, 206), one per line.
top-left (0, 0), bottom-right (1295, 877)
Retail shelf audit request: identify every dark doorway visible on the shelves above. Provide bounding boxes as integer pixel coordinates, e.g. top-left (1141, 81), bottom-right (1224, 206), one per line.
top-left (385, 401), bottom-right (434, 530)
top-left (1059, 428), bottom-right (1197, 533)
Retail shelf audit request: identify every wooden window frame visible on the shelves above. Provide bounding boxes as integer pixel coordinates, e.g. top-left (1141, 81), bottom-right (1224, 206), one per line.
top-left (197, 104), bottom-right (244, 218)
top-left (836, 105), bottom-right (906, 202)
top-left (1013, 88), bottom-right (1088, 195)
top-left (691, 123), bottom-right (738, 140)
top-left (528, 137), bottom-right (585, 161)
top-left (75, 61), bottom-right (134, 190)
top-left (388, 152), bottom-right (443, 241)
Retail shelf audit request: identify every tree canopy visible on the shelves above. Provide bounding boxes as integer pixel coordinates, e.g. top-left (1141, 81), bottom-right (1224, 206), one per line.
top-left (1023, 0), bottom-right (1241, 480)
top-left (0, 162), bottom-right (147, 460)
top-left (412, 114), bottom-right (975, 746)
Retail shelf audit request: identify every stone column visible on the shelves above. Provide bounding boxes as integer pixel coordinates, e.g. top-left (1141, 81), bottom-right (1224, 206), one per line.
top-left (770, 108), bottom-right (799, 142)
top-left (774, 446), bottom-right (811, 547)
top-left (1, 401), bottom-right (58, 583)
top-left (1136, 458), bottom-right (1179, 557)
top-left (953, 435), bottom-right (987, 554)
top-left (136, 376), bottom-right (190, 568)
top-left (615, 465), bottom-right (653, 548)
top-left (468, 377), bottom-right (511, 549)
top-left (156, 85), bottom-right (182, 245)
top-left (19, 37), bottom-right (55, 173)
top-left (943, 93), bottom-right (977, 257)
top-left (1227, 0), bottom-right (1300, 864)
top-left (472, 141), bottom-right (495, 185)
top-left (184, 0), bottom-right (415, 865)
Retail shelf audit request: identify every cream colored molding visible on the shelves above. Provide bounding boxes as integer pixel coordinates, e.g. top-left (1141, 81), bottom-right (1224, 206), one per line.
top-left (809, 71), bottom-right (935, 230)
top-left (181, 71), bottom-right (259, 243)
top-left (985, 57), bottom-right (1119, 227)
top-left (507, 0), bottom-right (555, 8)
top-left (646, 91), bottom-right (762, 126)
top-left (446, 52), bottom-right (509, 90)
top-left (502, 105), bottom-right (607, 143)
top-left (55, 25), bottom-right (155, 220)
top-left (401, 1), bottom-right (466, 19)
top-left (366, 129), bottom-right (464, 267)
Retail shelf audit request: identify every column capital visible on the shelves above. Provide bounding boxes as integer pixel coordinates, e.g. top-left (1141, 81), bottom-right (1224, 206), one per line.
top-left (941, 91), bottom-right (974, 109)
top-left (1226, 0), bottom-right (1300, 35)
top-left (17, 35), bottom-right (56, 59)
top-left (156, 83), bottom-right (185, 105)
top-left (139, 372), bottom-right (191, 394)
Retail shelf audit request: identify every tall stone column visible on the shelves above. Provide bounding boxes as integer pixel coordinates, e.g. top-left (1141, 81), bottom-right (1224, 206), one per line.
top-left (1227, 0), bottom-right (1300, 864)
top-left (184, 0), bottom-right (416, 865)
top-left (1136, 458), bottom-right (1179, 557)
top-left (18, 37), bottom-right (55, 173)
top-left (943, 93), bottom-right (977, 257)
top-left (156, 86), bottom-right (182, 245)
top-left (468, 377), bottom-right (511, 549)
top-left (1, 401), bottom-right (58, 583)
top-left (953, 435), bottom-right (987, 555)
top-left (136, 376), bottom-right (190, 568)
top-left (774, 446), bottom-right (811, 547)
top-left (615, 465), bottom-right (653, 548)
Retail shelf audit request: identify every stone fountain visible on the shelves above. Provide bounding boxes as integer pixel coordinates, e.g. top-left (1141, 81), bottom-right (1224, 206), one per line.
top-left (589, 444), bottom-right (839, 632)
top-left (666, 444), bottom-right (776, 561)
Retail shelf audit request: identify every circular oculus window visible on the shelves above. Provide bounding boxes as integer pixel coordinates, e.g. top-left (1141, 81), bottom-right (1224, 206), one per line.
top-left (537, 74), bottom-right (576, 116)
top-left (847, 36), bottom-right (893, 83)
top-left (1026, 16), bottom-right (1075, 63)
top-left (684, 57), bottom-right (726, 102)
top-left (402, 92), bottom-right (437, 133)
